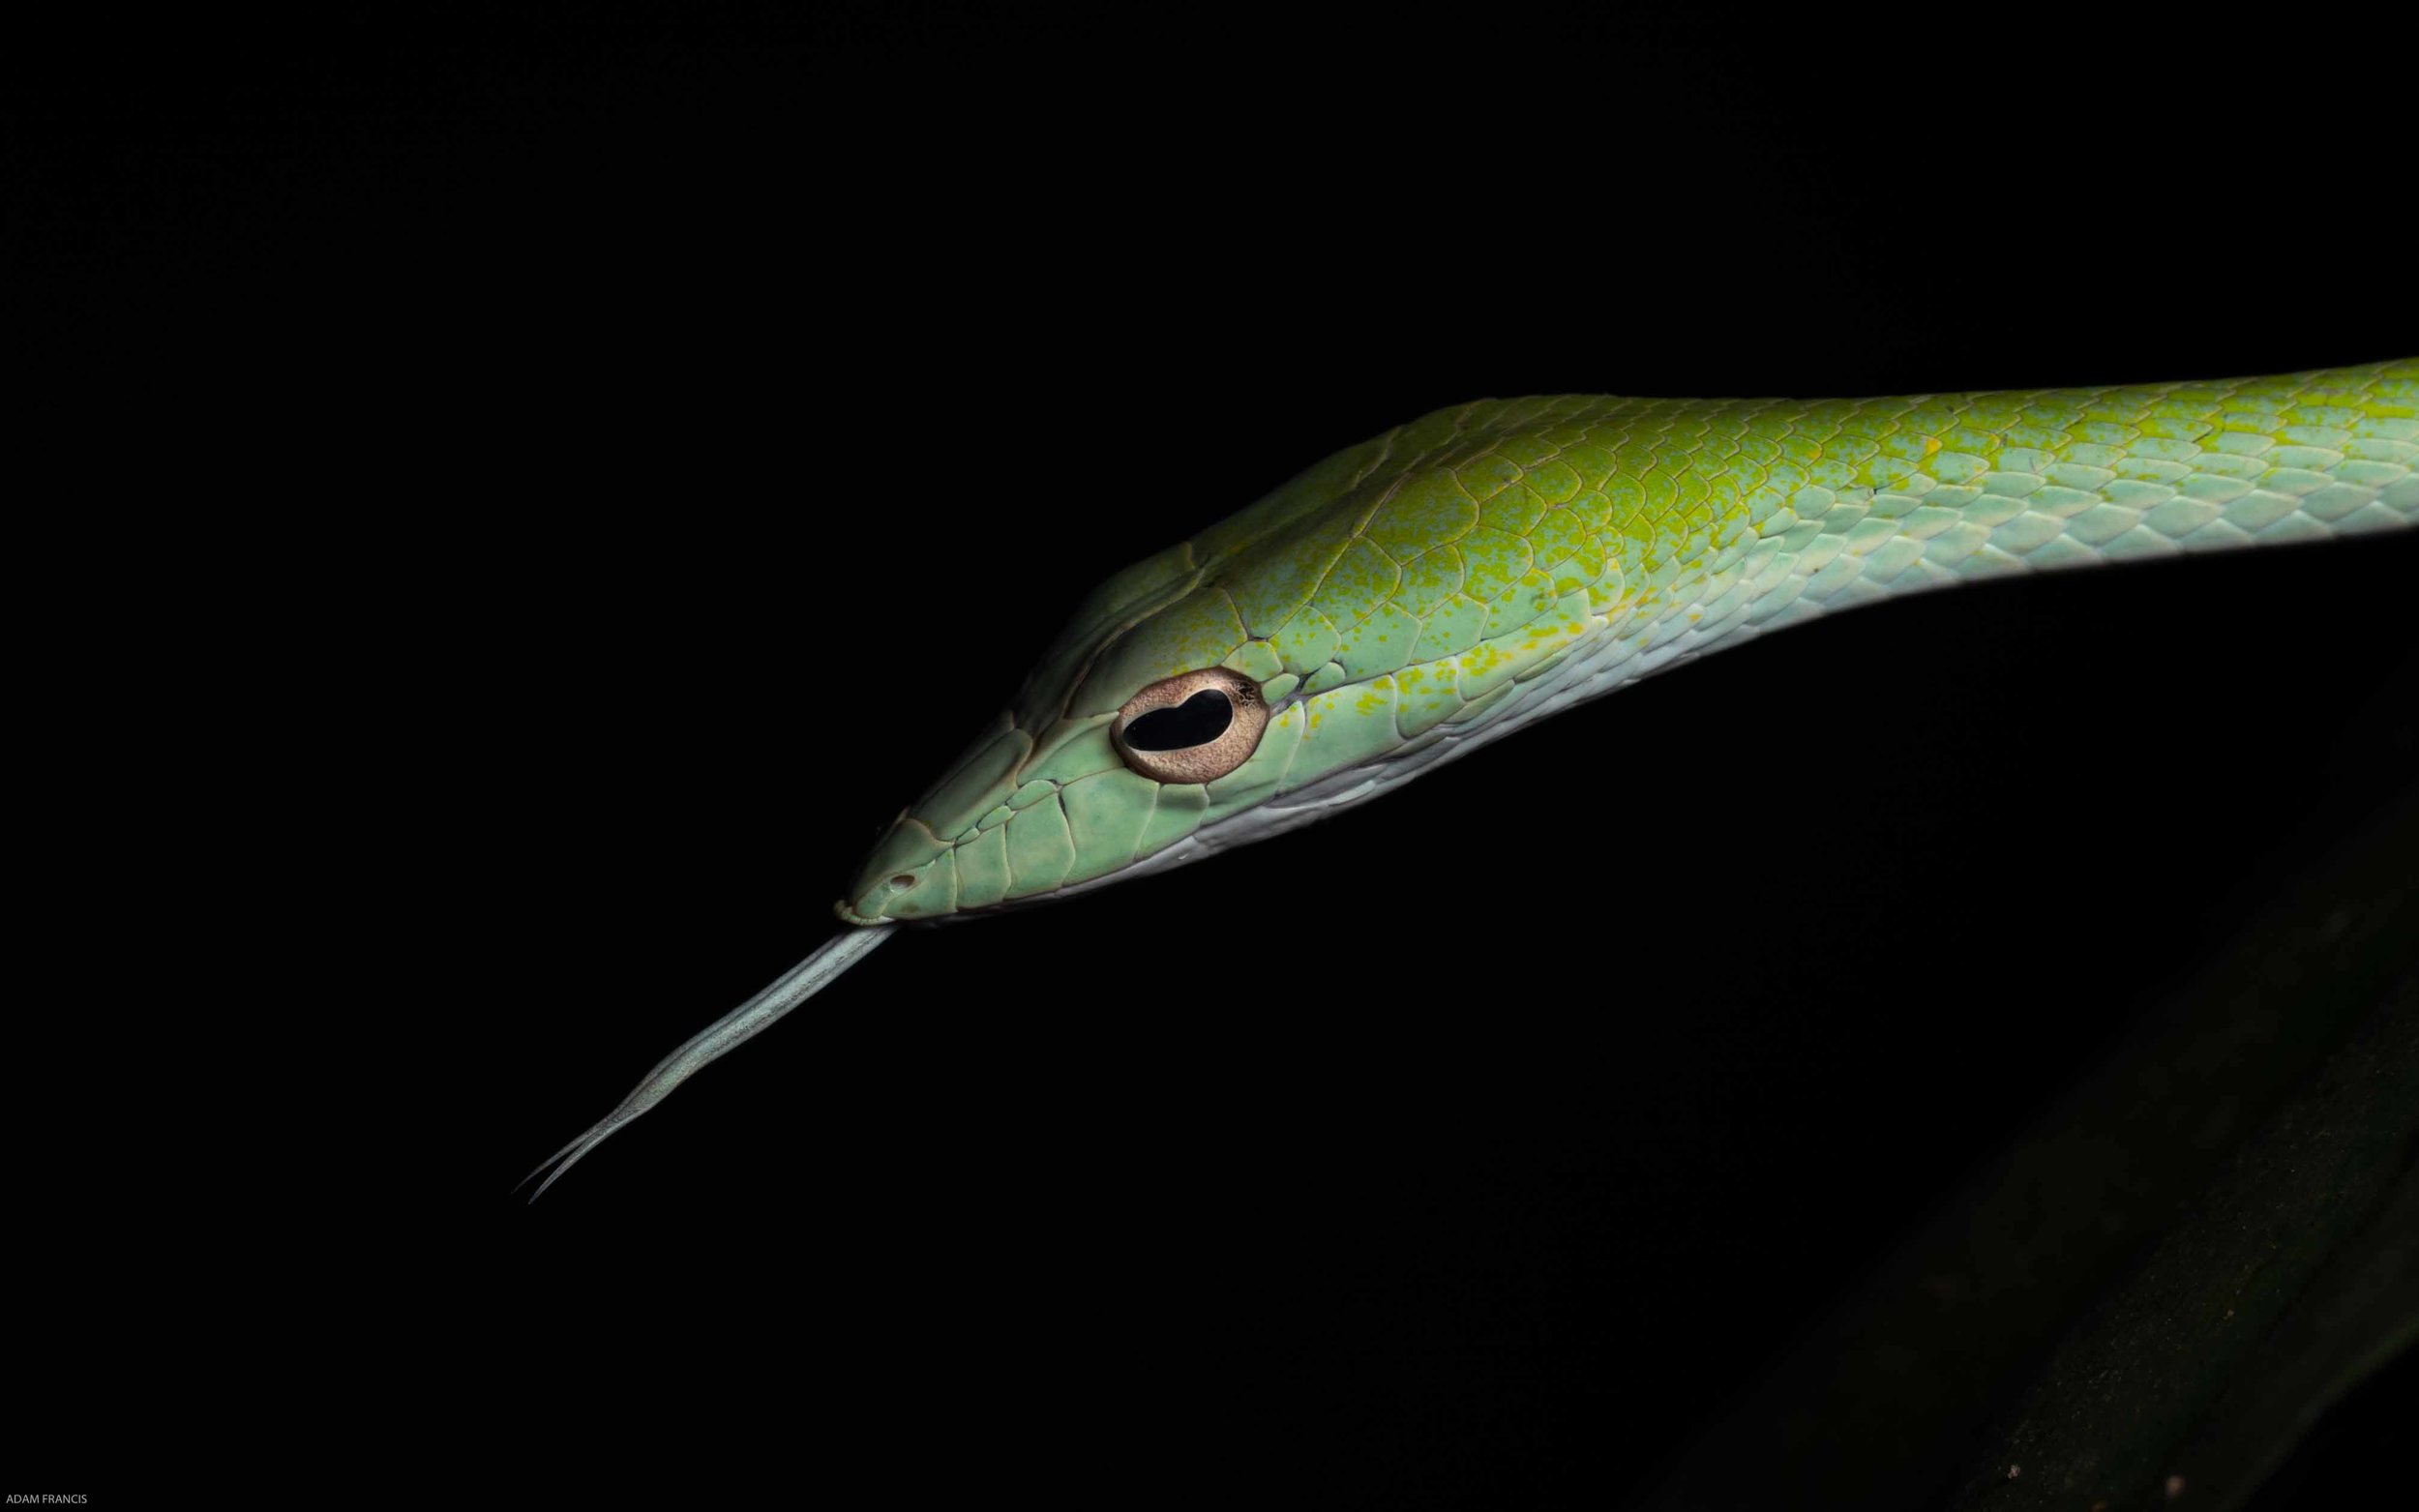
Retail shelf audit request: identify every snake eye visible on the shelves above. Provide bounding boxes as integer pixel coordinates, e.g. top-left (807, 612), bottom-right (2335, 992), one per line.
top-left (1112, 667), bottom-right (1269, 784)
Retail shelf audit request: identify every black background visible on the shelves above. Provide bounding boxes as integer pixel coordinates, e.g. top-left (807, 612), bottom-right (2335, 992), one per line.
top-left (20, 5), bottom-right (2417, 1504)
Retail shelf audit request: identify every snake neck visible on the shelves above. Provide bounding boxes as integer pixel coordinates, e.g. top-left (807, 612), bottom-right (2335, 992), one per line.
top-left (1756, 360), bottom-right (2411, 590)
top-left (1361, 361), bottom-right (2419, 775)
top-left (1586, 360), bottom-right (2417, 669)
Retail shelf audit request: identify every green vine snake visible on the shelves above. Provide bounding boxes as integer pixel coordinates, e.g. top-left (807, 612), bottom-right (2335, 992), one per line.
top-left (524, 357), bottom-right (2418, 1198)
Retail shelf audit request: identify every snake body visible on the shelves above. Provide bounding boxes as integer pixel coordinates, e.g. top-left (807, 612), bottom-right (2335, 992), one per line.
top-left (529, 358), bottom-right (2417, 1194)
top-left (839, 358), bottom-right (2419, 923)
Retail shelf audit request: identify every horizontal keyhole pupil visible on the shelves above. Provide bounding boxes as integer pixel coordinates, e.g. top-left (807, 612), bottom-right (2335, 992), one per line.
top-left (1124, 689), bottom-right (1235, 752)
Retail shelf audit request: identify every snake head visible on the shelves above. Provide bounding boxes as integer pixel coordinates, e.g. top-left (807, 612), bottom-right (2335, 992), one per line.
top-left (834, 531), bottom-right (1281, 924)
top-left (839, 398), bottom-right (1612, 924)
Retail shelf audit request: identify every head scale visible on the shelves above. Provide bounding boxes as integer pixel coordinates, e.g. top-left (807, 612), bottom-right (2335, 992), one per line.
top-left (839, 397), bottom-right (1610, 923)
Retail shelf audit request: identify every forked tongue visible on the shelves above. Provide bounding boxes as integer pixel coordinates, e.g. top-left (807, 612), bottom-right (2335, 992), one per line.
top-left (519, 924), bottom-right (898, 1201)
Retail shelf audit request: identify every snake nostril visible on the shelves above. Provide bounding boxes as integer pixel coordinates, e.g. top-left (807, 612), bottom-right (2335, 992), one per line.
top-left (887, 874), bottom-right (915, 890)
